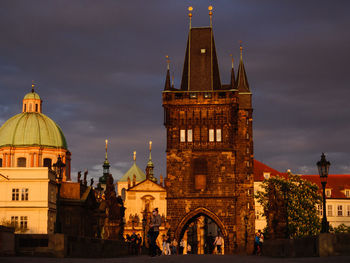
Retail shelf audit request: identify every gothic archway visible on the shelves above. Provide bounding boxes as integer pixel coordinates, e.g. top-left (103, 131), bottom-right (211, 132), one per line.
top-left (175, 207), bottom-right (227, 254)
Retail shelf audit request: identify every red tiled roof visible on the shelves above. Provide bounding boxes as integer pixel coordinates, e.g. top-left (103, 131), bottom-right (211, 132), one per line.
top-left (253, 159), bottom-right (350, 199)
top-left (301, 174), bottom-right (350, 199)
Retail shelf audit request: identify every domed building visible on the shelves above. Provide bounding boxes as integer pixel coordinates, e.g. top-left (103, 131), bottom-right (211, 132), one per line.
top-left (0, 84), bottom-right (71, 181)
top-left (0, 84), bottom-right (71, 234)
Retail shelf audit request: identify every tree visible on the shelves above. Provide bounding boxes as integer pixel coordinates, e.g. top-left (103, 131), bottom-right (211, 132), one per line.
top-left (256, 173), bottom-right (322, 239)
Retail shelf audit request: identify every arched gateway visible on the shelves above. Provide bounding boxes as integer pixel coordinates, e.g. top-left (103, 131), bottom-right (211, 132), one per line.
top-left (175, 208), bottom-right (227, 254)
top-left (162, 11), bottom-right (255, 254)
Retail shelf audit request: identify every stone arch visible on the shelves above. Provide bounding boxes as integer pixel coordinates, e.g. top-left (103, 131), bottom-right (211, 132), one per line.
top-left (175, 207), bottom-right (227, 241)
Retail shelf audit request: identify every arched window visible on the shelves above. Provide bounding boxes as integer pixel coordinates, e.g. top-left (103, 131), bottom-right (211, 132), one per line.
top-left (35, 104), bottom-right (38, 112)
top-left (43, 158), bottom-right (52, 168)
top-left (121, 188), bottom-right (126, 200)
top-left (17, 157), bottom-right (26, 167)
top-left (0, 158), bottom-right (2, 167)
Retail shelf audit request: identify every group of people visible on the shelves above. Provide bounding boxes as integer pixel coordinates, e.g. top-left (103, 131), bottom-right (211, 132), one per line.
top-left (253, 229), bottom-right (264, 256)
top-left (125, 232), bottom-right (142, 255)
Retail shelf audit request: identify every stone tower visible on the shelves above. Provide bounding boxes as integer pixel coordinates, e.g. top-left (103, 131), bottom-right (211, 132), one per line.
top-left (162, 9), bottom-right (254, 254)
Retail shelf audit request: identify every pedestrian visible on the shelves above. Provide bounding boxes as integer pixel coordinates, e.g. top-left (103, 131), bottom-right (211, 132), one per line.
top-left (162, 234), bottom-right (167, 255)
top-left (213, 233), bottom-right (223, 255)
top-left (171, 238), bottom-right (178, 255)
top-left (258, 230), bottom-right (264, 256)
top-left (179, 239), bottom-right (185, 255)
top-left (149, 208), bottom-right (161, 257)
top-left (166, 234), bottom-right (171, 255)
top-left (187, 243), bottom-right (191, 254)
top-left (130, 232), bottom-right (137, 255)
top-left (136, 233), bottom-right (142, 255)
top-left (253, 231), bottom-right (259, 255)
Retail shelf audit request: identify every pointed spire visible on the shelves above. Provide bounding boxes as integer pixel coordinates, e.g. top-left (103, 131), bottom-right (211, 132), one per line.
top-left (208, 6), bottom-right (213, 28)
top-left (148, 141), bottom-right (152, 162)
top-left (230, 54), bottom-right (235, 89)
top-left (188, 6), bottom-right (193, 29)
top-left (236, 41), bottom-right (250, 92)
top-left (164, 55), bottom-right (171, 91)
top-left (146, 140), bottom-right (156, 182)
top-left (133, 151), bottom-right (136, 163)
top-left (105, 139), bottom-right (108, 161)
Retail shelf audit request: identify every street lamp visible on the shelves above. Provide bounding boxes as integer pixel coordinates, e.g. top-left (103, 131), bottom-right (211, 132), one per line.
top-left (53, 155), bottom-right (66, 233)
top-left (317, 153), bottom-right (330, 233)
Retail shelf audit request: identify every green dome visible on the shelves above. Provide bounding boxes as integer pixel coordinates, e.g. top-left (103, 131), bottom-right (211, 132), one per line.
top-left (23, 92), bottom-right (41, 100)
top-left (0, 112), bottom-right (67, 149)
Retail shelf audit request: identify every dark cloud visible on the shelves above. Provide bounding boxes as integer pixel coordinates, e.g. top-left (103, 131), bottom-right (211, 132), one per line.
top-left (0, 0), bottom-right (349, 182)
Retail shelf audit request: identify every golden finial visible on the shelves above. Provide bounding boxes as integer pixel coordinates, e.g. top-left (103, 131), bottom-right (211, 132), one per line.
top-left (230, 54), bottom-right (234, 69)
top-left (105, 139), bottom-right (108, 160)
top-left (31, 80), bottom-right (35, 93)
top-left (133, 151), bottom-right (136, 162)
top-left (149, 141), bottom-right (152, 151)
top-left (208, 6), bottom-right (213, 27)
top-left (188, 6), bottom-right (193, 28)
top-left (165, 55), bottom-right (170, 70)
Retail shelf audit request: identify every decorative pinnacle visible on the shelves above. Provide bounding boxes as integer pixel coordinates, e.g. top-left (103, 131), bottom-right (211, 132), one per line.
top-left (230, 54), bottom-right (234, 69)
top-left (208, 6), bottom-right (213, 27)
top-left (166, 55), bottom-right (170, 70)
top-left (188, 6), bottom-right (193, 28)
top-left (31, 80), bottom-right (35, 93)
top-left (149, 141), bottom-right (152, 151)
top-left (105, 139), bottom-right (108, 160)
top-left (133, 151), bottom-right (136, 162)
top-left (239, 41), bottom-right (243, 60)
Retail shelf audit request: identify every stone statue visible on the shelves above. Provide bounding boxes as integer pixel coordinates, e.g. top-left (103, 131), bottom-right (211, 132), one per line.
top-left (77, 171), bottom-right (82, 183)
top-left (83, 170), bottom-right (88, 186)
top-left (90, 178), bottom-right (94, 186)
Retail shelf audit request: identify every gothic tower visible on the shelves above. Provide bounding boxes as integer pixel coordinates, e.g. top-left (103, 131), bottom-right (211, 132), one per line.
top-left (163, 7), bottom-right (254, 254)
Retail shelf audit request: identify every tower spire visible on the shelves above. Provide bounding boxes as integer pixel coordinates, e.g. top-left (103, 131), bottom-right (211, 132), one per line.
top-left (188, 6), bottom-right (193, 29)
top-left (146, 140), bottom-right (156, 182)
top-left (105, 139), bottom-right (108, 161)
top-left (31, 80), bottom-right (35, 93)
top-left (133, 151), bottom-right (136, 163)
top-left (230, 54), bottom-right (235, 88)
top-left (208, 5), bottom-right (213, 28)
top-left (236, 41), bottom-right (250, 92)
top-left (164, 55), bottom-right (171, 91)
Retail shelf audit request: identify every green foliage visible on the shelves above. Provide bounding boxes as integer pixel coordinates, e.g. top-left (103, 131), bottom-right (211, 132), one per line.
top-left (256, 173), bottom-right (322, 239)
top-left (330, 224), bottom-right (350, 234)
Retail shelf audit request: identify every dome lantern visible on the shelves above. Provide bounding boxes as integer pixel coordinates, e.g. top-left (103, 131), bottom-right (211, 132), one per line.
top-left (22, 82), bottom-right (42, 113)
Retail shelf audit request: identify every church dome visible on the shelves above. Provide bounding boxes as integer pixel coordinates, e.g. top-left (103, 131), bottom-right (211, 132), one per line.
top-left (0, 112), bottom-right (67, 149)
top-left (23, 91), bottom-right (41, 100)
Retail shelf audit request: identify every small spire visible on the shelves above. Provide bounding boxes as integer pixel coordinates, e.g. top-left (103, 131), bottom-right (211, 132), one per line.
top-left (31, 80), bottom-right (35, 93)
top-left (230, 54), bottom-right (235, 88)
top-left (240, 41), bottom-right (243, 60)
top-left (236, 41), bottom-right (250, 92)
top-left (188, 6), bottom-right (193, 29)
top-left (164, 55), bottom-right (171, 91)
top-left (149, 141), bottom-right (152, 159)
top-left (208, 6), bottom-right (213, 28)
top-left (133, 151), bottom-right (136, 162)
top-left (105, 139), bottom-right (108, 160)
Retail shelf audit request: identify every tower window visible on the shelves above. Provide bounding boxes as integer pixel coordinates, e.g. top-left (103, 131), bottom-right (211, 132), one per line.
top-left (17, 157), bottom-right (26, 167)
top-left (187, 129), bottom-right (193, 142)
top-left (24, 104), bottom-right (27, 112)
top-left (209, 129), bottom-right (214, 142)
top-left (35, 104), bottom-right (38, 112)
top-left (216, 129), bottom-right (222, 142)
top-left (180, 129), bottom-right (186, 142)
top-left (201, 49), bottom-right (206, 54)
top-left (43, 158), bottom-right (52, 168)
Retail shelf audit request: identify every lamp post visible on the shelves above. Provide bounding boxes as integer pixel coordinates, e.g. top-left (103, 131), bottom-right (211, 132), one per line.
top-left (53, 155), bottom-right (66, 233)
top-left (317, 153), bottom-right (330, 233)
top-left (244, 215), bottom-right (248, 249)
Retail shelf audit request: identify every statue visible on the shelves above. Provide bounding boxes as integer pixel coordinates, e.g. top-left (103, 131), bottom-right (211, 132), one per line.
top-left (90, 178), bottom-right (94, 186)
top-left (102, 173), bottom-right (125, 240)
top-left (77, 171), bottom-right (82, 183)
top-left (83, 170), bottom-right (88, 186)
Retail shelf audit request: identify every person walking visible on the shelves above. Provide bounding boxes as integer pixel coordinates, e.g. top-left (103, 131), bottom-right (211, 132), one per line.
top-left (171, 238), bottom-right (178, 255)
top-left (149, 208), bottom-right (161, 257)
top-left (136, 233), bottom-right (142, 255)
top-left (213, 233), bottom-right (223, 255)
top-left (257, 230), bottom-right (264, 256)
top-left (179, 239), bottom-right (185, 255)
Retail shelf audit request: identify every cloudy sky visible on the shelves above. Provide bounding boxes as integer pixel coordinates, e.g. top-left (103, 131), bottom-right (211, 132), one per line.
top-left (0, 0), bottom-right (349, 183)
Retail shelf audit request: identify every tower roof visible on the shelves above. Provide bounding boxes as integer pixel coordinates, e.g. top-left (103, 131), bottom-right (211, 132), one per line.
top-left (180, 27), bottom-right (221, 91)
top-left (119, 162), bottom-right (146, 182)
top-left (236, 45), bottom-right (250, 92)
